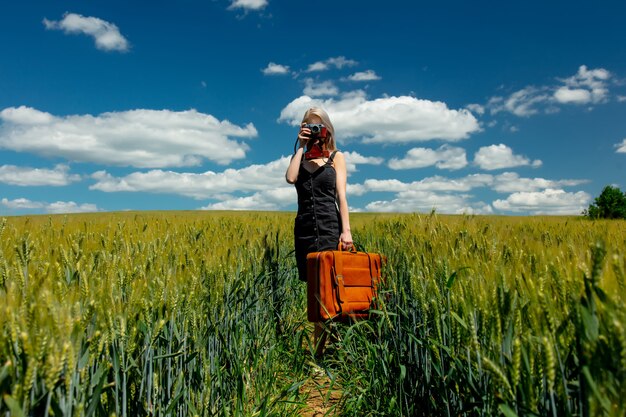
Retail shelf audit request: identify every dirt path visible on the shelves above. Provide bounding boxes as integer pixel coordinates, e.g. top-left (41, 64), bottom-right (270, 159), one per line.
top-left (300, 365), bottom-right (342, 416)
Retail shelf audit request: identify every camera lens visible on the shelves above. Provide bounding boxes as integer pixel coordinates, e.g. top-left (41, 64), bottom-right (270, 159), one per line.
top-left (310, 125), bottom-right (320, 134)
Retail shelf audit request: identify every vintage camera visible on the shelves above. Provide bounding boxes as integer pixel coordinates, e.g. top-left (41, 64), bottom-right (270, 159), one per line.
top-left (305, 123), bottom-right (328, 139)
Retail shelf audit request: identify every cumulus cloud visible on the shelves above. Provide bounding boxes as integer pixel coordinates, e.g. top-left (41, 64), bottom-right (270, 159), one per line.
top-left (492, 189), bottom-right (591, 215)
top-left (86, 154), bottom-right (590, 213)
top-left (474, 144), bottom-right (542, 170)
top-left (349, 174), bottom-right (492, 197)
top-left (351, 171), bottom-right (588, 214)
top-left (488, 65), bottom-right (612, 117)
top-left (346, 70), bottom-right (381, 82)
top-left (47, 201), bottom-right (99, 214)
top-left (553, 88), bottom-right (591, 104)
top-left (90, 151), bottom-right (383, 200)
top-left (90, 156), bottom-right (291, 199)
top-left (0, 106), bottom-right (257, 168)
top-left (279, 91), bottom-right (480, 143)
top-left (200, 187), bottom-right (294, 211)
top-left (306, 56), bottom-right (358, 72)
top-left (342, 151), bottom-right (384, 173)
top-left (388, 145), bottom-right (467, 170)
top-left (349, 171), bottom-right (586, 198)
top-left (1, 197), bottom-right (99, 213)
top-left (554, 65), bottom-right (610, 104)
top-left (1, 198), bottom-right (43, 210)
top-left (615, 139), bottom-right (626, 153)
top-left (0, 164), bottom-right (80, 186)
top-left (365, 191), bottom-right (493, 214)
top-left (262, 62), bottom-right (290, 75)
top-left (303, 79), bottom-right (339, 97)
top-left (228, 0), bottom-right (268, 10)
top-left (43, 13), bottom-right (129, 52)
top-left (490, 172), bottom-right (588, 193)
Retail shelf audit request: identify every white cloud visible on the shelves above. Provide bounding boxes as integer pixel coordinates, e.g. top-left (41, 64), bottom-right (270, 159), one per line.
top-left (200, 187), bottom-right (294, 211)
top-left (90, 156), bottom-right (291, 199)
top-left (474, 144), bottom-right (542, 170)
top-left (555, 65), bottom-right (610, 104)
top-left (365, 190), bottom-right (493, 214)
top-left (327, 57), bottom-right (357, 69)
top-left (348, 172), bottom-right (586, 198)
top-left (388, 145), bottom-right (467, 170)
top-left (617, 96), bottom-right (626, 102)
top-left (306, 56), bottom-right (358, 72)
top-left (350, 174), bottom-right (493, 197)
top-left (553, 87), bottom-right (591, 104)
top-left (46, 201), bottom-right (99, 214)
top-left (228, 0), bottom-right (268, 10)
top-left (87, 151), bottom-right (381, 211)
top-left (346, 70), bottom-right (381, 81)
top-left (342, 151), bottom-right (384, 172)
top-left (1, 198), bottom-right (44, 210)
top-left (262, 62), bottom-right (290, 75)
top-left (0, 106), bottom-right (257, 168)
top-left (90, 151), bottom-right (383, 200)
top-left (410, 174), bottom-right (495, 191)
top-left (492, 189), bottom-right (591, 215)
top-left (491, 172), bottom-right (588, 193)
top-left (489, 86), bottom-right (551, 117)
top-left (465, 103), bottom-right (485, 115)
top-left (348, 179), bottom-right (405, 196)
top-left (303, 79), bottom-right (339, 97)
top-left (0, 106), bottom-right (54, 124)
top-left (615, 139), bottom-right (626, 153)
top-left (1, 197), bottom-right (99, 213)
top-left (279, 91), bottom-right (480, 143)
top-left (0, 164), bottom-right (80, 186)
top-left (43, 13), bottom-right (129, 52)
top-left (488, 65), bottom-right (612, 117)
top-left (356, 173), bottom-right (589, 214)
top-left (306, 62), bottom-right (329, 72)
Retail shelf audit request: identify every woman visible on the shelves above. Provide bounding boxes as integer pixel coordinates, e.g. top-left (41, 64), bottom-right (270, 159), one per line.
top-left (286, 107), bottom-right (353, 278)
top-left (285, 107), bottom-right (353, 355)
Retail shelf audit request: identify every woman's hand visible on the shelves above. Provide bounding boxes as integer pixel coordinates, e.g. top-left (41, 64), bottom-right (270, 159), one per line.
top-left (340, 230), bottom-right (353, 250)
top-left (298, 123), bottom-right (311, 148)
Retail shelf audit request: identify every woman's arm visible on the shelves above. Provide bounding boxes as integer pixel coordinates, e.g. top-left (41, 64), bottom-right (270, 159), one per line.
top-left (334, 152), bottom-right (353, 249)
top-left (285, 124), bottom-right (310, 184)
top-left (285, 147), bottom-right (303, 184)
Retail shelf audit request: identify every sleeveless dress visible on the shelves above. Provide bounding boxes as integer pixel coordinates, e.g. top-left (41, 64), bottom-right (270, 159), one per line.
top-left (294, 151), bottom-right (341, 281)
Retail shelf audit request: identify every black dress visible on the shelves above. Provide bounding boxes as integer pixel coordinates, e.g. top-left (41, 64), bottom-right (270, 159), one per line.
top-left (294, 151), bottom-right (341, 281)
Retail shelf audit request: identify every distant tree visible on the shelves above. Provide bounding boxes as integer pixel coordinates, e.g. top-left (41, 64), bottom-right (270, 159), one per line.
top-left (583, 185), bottom-right (626, 219)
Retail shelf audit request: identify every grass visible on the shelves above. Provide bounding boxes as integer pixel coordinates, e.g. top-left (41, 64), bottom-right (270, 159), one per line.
top-left (0, 211), bottom-right (625, 416)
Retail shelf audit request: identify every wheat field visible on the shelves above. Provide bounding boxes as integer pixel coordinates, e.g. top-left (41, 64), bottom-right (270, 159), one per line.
top-left (1, 211), bottom-right (625, 416)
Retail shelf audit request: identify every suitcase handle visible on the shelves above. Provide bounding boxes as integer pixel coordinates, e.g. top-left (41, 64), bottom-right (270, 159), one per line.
top-left (336, 242), bottom-right (357, 253)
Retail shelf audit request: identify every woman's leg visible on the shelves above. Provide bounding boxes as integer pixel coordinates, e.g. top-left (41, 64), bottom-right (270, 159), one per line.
top-left (314, 322), bottom-right (327, 358)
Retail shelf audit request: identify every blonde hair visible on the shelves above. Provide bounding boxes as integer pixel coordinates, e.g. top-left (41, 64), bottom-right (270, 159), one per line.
top-left (301, 107), bottom-right (336, 151)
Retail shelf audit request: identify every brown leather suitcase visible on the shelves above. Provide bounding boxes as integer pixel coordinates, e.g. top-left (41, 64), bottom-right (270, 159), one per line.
top-left (306, 246), bottom-right (384, 322)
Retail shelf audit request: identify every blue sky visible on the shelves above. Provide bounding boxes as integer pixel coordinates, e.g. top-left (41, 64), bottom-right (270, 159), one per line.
top-left (1, 0), bottom-right (625, 215)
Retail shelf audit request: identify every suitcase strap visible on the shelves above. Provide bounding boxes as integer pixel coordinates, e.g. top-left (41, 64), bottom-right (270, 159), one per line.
top-left (332, 252), bottom-right (347, 312)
